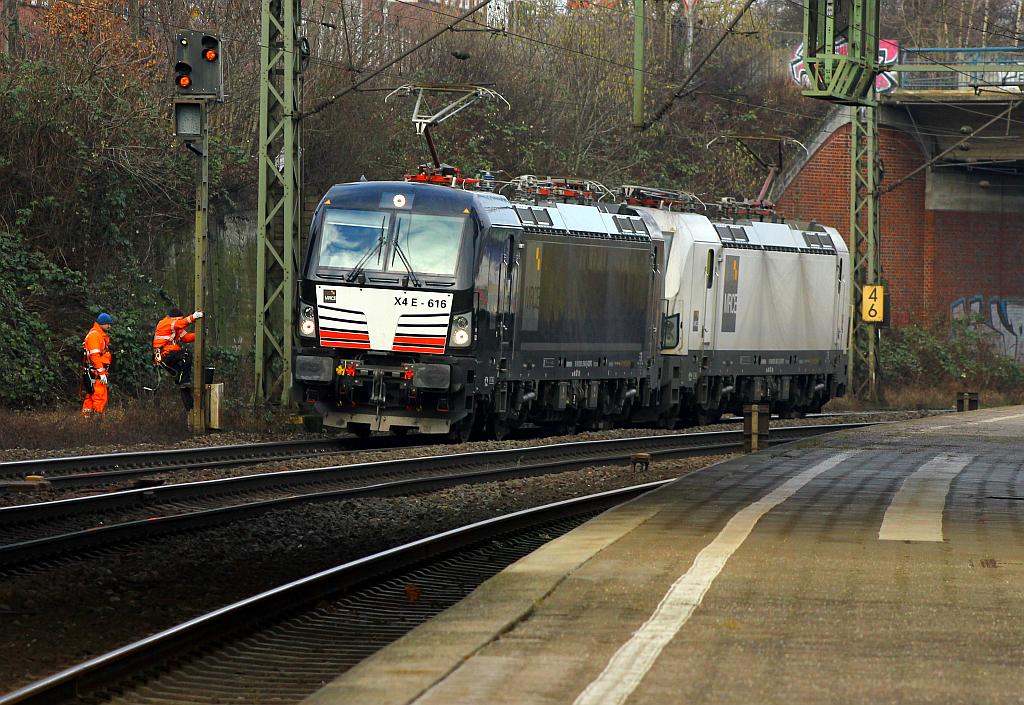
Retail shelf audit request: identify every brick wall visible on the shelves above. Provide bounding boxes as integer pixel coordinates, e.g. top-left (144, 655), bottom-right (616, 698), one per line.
top-left (775, 122), bottom-right (1024, 326)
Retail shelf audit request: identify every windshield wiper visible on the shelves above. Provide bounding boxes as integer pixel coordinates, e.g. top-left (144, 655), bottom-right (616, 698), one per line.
top-left (391, 220), bottom-right (422, 288)
top-left (346, 217), bottom-right (387, 283)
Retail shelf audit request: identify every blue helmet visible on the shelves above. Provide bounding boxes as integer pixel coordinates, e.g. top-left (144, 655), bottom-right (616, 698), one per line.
top-left (96, 313), bottom-right (113, 325)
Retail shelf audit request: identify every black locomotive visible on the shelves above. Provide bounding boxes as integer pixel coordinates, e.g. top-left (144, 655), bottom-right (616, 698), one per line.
top-left (293, 179), bottom-right (848, 439)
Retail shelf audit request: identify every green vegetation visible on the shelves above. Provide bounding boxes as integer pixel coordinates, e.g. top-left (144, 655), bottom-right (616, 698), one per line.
top-left (881, 317), bottom-right (1024, 397)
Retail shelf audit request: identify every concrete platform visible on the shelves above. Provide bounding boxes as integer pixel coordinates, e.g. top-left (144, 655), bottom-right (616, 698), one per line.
top-left (302, 408), bottom-right (1024, 705)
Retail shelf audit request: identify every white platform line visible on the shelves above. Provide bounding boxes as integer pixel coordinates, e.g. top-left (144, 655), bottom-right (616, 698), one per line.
top-left (878, 454), bottom-right (973, 542)
top-left (920, 412), bottom-right (1024, 433)
top-left (975, 413), bottom-right (1024, 424)
top-left (573, 452), bottom-right (858, 705)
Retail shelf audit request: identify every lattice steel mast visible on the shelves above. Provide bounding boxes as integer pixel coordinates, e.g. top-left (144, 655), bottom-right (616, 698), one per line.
top-left (256, 0), bottom-right (302, 404)
top-left (802, 0), bottom-right (881, 401)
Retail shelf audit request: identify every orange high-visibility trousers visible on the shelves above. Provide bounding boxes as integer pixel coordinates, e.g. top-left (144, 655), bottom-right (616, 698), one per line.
top-left (81, 380), bottom-right (108, 414)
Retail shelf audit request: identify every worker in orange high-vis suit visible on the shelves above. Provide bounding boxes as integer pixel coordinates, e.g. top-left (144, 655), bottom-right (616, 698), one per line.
top-left (81, 313), bottom-right (113, 415)
top-left (153, 307), bottom-right (203, 410)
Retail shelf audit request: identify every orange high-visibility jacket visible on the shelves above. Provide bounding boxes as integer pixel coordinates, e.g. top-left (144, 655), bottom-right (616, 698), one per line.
top-left (153, 314), bottom-right (197, 355)
top-left (83, 323), bottom-right (111, 375)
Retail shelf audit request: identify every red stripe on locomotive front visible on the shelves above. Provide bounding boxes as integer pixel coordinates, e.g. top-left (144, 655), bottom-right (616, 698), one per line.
top-left (320, 331), bottom-right (370, 341)
top-left (393, 345), bottom-right (446, 354)
top-left (394, 336), bottom-right (447, 345)
top-left (320, 340), bottom-right (371, 349)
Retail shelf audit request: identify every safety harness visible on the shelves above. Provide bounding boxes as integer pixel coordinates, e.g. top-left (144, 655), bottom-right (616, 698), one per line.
top-left (81, 334), bottom-right (108, 396)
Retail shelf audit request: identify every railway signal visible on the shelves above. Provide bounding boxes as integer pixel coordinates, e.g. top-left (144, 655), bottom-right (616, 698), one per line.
top-left (173, 30), bottom-right (223, 99)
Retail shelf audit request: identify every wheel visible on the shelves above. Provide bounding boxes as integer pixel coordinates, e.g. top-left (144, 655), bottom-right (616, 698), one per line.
top-left (349, 423), bottom-right (372, 439)
top-left (447, 416), bottom-right (474, 444)
top-left (488, 416), bottom-right (514, 441)
top-left (695, 409), bottom-right (721, 426)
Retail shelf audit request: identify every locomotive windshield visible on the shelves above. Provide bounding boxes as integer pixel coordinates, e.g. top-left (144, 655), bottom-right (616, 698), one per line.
top-left (391, 212), bottom-right (465, 276)
top-left (319, 209), bottom-right (390, 269)
top-left (318, 207), bottom-right (468, 277)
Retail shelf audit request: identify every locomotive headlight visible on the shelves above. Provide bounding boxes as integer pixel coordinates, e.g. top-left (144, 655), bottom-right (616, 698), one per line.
top-left (299, 303), bottom-right (317, 338)
top-left (449, 312), bottom-right (473, 348)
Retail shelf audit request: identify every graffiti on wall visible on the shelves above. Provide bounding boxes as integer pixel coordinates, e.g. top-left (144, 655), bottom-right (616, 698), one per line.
top-left (790, 39), bottom-right (900, 94)
top-left (951, 295), bottom-right (1024, 362)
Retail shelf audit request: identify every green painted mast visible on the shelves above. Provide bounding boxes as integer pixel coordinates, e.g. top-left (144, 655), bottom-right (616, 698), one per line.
top-left (256, 0), bottom-right (302, 405)
top-left (802, 0), bottom-right (881, 401)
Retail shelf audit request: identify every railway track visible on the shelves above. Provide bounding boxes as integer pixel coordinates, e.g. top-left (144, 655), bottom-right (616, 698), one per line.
top-left (0, 436), bottom-right (423, 488)
top-left (0, 482), bottom-right (669, 705)
top-left (0, 423), bottom-right (875, 570)
top-left (0, 411), bottom-right (908, 490)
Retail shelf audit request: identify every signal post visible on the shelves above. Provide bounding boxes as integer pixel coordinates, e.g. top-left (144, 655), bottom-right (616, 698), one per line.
top-left (173, 30), bottom-right (222, 432)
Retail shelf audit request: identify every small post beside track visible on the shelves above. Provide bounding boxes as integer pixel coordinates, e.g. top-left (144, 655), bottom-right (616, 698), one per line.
top-left (956, 391), bottom-right (980, 413)
top-left (743, 403), bottom-right (770, 452)
top-left (630, 453), bottom-right (651, 472)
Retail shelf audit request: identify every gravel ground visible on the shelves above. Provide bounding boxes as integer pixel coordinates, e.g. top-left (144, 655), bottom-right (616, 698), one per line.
top-left (0, 410), bottom-right (947, 693)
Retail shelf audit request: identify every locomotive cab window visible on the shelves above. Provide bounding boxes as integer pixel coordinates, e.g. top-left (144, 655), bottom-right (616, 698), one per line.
top-left (392, 212), bottom-right (468, 276)
top-left (316, 207), bottom-right (469, 278)
top-left (318, 209), bottom-right (390, 270)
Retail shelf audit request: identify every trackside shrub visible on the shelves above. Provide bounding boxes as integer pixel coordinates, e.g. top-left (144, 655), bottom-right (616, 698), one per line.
top-left (0, 231), bottom-right (88, 406)
top-left (881, 317), bottom-right (1024, 394)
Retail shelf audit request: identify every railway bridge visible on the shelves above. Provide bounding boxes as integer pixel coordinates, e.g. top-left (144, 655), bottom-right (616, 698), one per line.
top-left (775, 47), bottom-right (1024, 361)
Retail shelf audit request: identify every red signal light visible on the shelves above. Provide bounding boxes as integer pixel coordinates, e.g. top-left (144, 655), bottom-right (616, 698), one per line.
top-left (203, 48), bottom-right (218, 62)
top-left (177, 75), bottom-right (192, 88)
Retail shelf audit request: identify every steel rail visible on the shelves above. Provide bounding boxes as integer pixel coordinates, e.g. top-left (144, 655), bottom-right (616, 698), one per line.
top-left (0, 424), bottom-right (870, 528)
top-left (0, 411), bottom-right (915, 487)
top-left (0, 481), bottom-right (669, 705)
top-left (0, 437), bottom-right (370, 484)
top-left (0, 423), bottom-right (877, 569)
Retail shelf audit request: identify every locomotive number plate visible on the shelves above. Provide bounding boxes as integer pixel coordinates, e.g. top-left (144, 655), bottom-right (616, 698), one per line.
top-left (393, 295), bottom-right (449, 310)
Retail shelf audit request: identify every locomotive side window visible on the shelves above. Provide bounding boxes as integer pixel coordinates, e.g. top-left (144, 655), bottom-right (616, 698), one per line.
top-left (661, 313), bottom-right (681, 349)
top-left (392, 213), bottom-right (468, 276)
top-left (319, 209), bottom-right (390, 269)
top-left (506, 235), bottom-right (516, 276)
top-left (662, 233), bottom-right (674, 257)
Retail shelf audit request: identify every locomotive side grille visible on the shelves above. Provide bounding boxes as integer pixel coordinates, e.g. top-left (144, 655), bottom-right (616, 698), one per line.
top-left (393, 312), bottom-right (449, 354)
top-left (318, 304), bottom-right (371, 349)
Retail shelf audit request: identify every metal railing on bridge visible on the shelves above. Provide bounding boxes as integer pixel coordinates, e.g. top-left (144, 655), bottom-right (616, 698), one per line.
top-left (896, 47), bottom-right (1024, 91)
